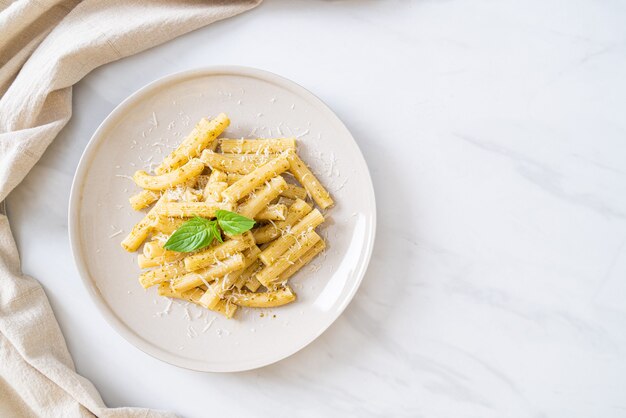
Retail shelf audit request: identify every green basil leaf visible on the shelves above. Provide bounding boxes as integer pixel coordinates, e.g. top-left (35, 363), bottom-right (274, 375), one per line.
top-left (163, 217), bottom-right (215, 252)
top-left (209, 220), bottom-right (223, 243)
top-left (215, 210), bottom-right (255, 235)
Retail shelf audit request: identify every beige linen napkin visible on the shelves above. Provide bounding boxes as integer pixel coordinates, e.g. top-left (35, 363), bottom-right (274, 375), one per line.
top-left (0, 1), bottom-right (261, 416)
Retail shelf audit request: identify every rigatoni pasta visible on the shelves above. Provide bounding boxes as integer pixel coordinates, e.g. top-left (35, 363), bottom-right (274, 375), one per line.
top-left (236, 176), bottom-right (287, 218)
top-left (133, 158), bottom-right (205, 191)
top-left (157, 201), bottom-right (233, 218)
top-left (252, 198), bottom-right (312, 244)
top-left (155, 113), bottom-right (229, 174)
top-left (219, 137), bottom-right (295, 154)
top-left (171, 253), bottom-right (245, 292)
top-left (120, 194), bottom-right (169, 252)
top-left (129, 190), bottom-right (160, 210)
top-left (254, 204), bottom-right (287, 221)
top-left (122, 113), bottom-right (332, 319)
top-left (183, 232), bottom-right (254, 271)
top-left (286, 149), bottom-right (334, 209)
top-left (200, 150), bottom-right (256, 175)
top-left (221, 155), bottom-right (290, 202)
top-left (255, 230), bottom-right (321, 286)
top-left (281, 183), bottom-right (307, 201)
top-left (258, 208), bottom-right (324, 265)
top-left (230, 286), bottom-right (296, 308)
top-left (276, 240), bottom-right (326, 283)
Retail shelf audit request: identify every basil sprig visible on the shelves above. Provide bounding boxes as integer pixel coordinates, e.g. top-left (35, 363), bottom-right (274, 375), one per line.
top-left (163, 210), bottom-right (255, 253)
top-left (214, 209), bottom-right (256, 235)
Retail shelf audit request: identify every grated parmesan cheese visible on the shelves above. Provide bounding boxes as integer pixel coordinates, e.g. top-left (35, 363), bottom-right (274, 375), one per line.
top-left (202, 317), bottom-right (216, 333)
top-left (187, 325), bottom-right (198, 338)
top-left (156, 299), bottom-right (173, 317)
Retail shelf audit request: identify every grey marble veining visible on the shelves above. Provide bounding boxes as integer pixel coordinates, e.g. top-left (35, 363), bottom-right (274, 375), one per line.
top-left (6, 0), bottom-right (626, 416)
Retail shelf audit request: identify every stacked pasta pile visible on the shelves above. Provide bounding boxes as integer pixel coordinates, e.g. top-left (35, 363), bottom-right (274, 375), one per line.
top-left (121, 113), bottom-right (333, 318)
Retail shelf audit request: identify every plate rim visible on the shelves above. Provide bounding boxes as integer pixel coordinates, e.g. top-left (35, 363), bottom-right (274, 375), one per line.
top-left (68, 65), bottom-right (377, 372)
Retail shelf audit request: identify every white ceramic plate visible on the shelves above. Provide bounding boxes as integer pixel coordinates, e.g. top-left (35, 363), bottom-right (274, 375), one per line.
top-left (69, 66), bottom-right (376, 372)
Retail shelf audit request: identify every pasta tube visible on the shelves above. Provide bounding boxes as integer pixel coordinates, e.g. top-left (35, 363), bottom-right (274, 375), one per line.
top-left (157, 284), bottom-right (238, 318)
top-left (197, 245), bottom-right (261, 309)
top-left (221, 154), bottom-right (290, 202)
top-left (143, 240), bottom-right (165, 258)
top-left (213, 299), bottom-right (239, 319)
top-left (183, 232), bottom-right (255, 271)
top-left (155, 113), bottom-right (229, 174)
top-left (255, 204), bottom-right (287, 221)
top-left (244, 276), bottom-right (262, 292)
top-left (133, 158), bottom-right (205, 191)
top-left (275, 240), bottom-right (326, 283)
top-left (286, 150), bottom-right (334, 209)
top-left (182, 189), bottom-right (202, 202)
top-left (203, 169), bottom-right (228, 202)
top-left (121, 195), bottom-right (169, 252)
top-left (281, 184), bottom-right (307, 200)
top-left (258, 208), bottom-right (324, 265)
top-left (156, 201), bottom-right (232, 218)
top-left (129, 190), bottom-right (159, 210)
top-left (226, 172), bottom-right (242, 185)
top-left (171, 253), bottom-right (245, 292)
top-left (255, 230), bottom-right (321, 286)
top-left (232, 247), bottom-right (262, 289)
top-left (200, 150), bottom-right (256, 175)
top-left (208, 169), bottom-right (228, 183)
top-left (219, 153), bottom-right (279, 166)
top-left (203, 182), bottom-right (227, 202)
top-left (139, 261), bottom-right (186, 288)
top-left (237, 176), bottom-right (287, 218)
top-left (150, 216), bottom-right (185, 235)
top-left (234, 259), bottom-right (262, 290)
top-left (230, 286), bottom-right (296, 308)
top-left (227, 174), bottom-right (305, 201)
top-left (252, 199), bottom-right (312, 244)
top-left (157, 283), bottom-right (204, 299)
top-left (137, 252), bottom-right (183, 269)
top-left (219, 138), bottom-right (296, 154)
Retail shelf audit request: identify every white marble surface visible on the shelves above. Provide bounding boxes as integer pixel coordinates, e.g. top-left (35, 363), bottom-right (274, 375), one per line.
top-left (6, 0), bottom-right (626, 416)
